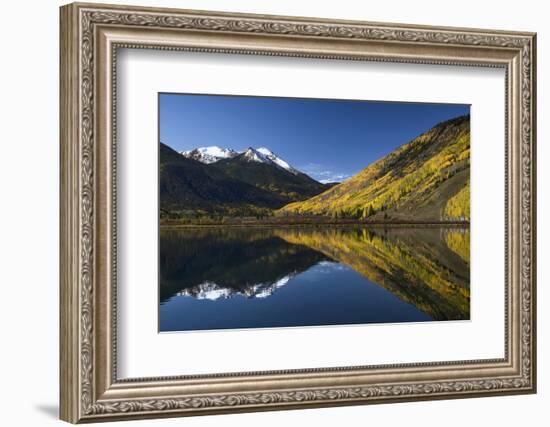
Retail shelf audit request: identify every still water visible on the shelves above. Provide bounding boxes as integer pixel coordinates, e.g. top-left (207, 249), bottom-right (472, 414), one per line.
top-left (159, 226), bottom-right (470, 332)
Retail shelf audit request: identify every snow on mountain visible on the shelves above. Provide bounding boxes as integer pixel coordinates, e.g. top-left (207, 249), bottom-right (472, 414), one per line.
top-left (256, 147), bottom-right (300, 175)
top-left (180, 145), bottom-right (300, 175)
top-left (182, 145), bottom-right (300, 175)
top-left (242, 147), bottom-right (267, 164)
top-left (241, 147), bottom-right (299, 175)
top-left (181, 146), bottom-right (239, 164)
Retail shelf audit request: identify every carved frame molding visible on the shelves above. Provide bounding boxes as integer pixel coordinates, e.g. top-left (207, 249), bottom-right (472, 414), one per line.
top-left (60, 2), bottom-right (536, 423)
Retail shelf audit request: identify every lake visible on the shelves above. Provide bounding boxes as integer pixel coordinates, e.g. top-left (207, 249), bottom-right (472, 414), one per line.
top-left (159, 226), bottom-right (470, 332)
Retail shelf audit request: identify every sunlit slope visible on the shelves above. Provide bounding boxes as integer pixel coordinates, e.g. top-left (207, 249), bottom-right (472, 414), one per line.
top-left (444, 180), bottom-right (470, 220)
top-left (276, 227), bottom-right (470, 320)
top-left (280, 115), bottom-right (470, 221)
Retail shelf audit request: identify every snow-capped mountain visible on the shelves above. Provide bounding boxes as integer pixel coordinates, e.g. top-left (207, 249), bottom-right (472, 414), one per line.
top-left (181, 146), bottom-right (299, 175)
top-left (180, 146), bottom-right (239, 164)
top-left (247, 147), bottom-right (300, 175)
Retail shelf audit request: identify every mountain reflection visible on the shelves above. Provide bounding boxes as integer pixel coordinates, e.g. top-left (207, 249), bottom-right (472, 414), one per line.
top-left (159, 227), bottom-right (331, 303)
top-left (275, 227), bottom-right (470, 320)
top-left (160, 226), bottom-right (470, 323)
top-left (175, 275), bottom-right (294, 300)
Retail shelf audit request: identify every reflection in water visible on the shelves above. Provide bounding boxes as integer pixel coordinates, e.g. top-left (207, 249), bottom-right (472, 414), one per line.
top-left (175, 275), bottom-right (294, 300)
top-left (159, 226), bottom-right (470, 332)
top-left (159, 228), bottom-right (329, 303)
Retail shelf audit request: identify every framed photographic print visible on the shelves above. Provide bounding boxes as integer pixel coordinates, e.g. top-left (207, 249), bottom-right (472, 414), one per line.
top-left (158, 95), bottom-right (472, 332)
top-left (60, 2), bottom-right (537, 423)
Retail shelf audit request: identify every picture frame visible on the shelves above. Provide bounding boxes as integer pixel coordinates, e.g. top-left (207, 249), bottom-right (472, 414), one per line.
top-left (59, 2), bottom-right (537, 423)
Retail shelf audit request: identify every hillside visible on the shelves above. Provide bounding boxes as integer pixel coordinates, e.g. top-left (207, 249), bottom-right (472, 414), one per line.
top-left (160, 143), bottom-right (329, 218)
top-left (159, 143), bottom-right (287, 216)
top-left (279, 115), bottom-right (470, 222)
top-left (210, 149), bottom-right (326, 202)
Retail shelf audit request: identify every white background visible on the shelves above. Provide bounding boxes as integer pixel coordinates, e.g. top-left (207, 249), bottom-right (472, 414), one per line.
top-left (0, 0), bottom-right (546, 426)
top-left (118, 50), bottom-right (505, 378)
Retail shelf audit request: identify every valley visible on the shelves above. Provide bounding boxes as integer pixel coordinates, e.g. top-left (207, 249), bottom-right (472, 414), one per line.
top-left (160, 114), bottom-right (470, 225)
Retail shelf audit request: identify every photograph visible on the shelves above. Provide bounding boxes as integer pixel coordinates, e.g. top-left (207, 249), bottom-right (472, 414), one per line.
top-left (158, 94), bottom-right (471, 332)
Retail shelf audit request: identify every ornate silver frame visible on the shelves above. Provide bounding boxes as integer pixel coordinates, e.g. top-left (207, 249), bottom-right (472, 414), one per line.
top-left (60, 2), bottom-right (537, 423)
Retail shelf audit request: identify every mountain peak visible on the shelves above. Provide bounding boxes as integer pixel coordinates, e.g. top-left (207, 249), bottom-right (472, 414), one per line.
top-left (240, 147), bottom-right (299, 175)
top-left (256, 147), bottom-right (274, 156)
top-left (181, 146), bottom-right (239, 164)
top-left (242, 147), bottom-right (268, 164)
top-left (256, 147), bottom-right (299, 175)
top-left (181, 145), bottom-right (300, 176)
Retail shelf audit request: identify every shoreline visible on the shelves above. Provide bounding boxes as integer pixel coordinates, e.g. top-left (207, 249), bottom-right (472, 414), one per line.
top-left (160, 220), bottom-right (470, 229)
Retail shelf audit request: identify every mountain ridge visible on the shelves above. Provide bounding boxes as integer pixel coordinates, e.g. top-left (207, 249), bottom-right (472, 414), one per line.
top-left (181, 146), bottom-right (239, 164)
top-left (160, 142), bottom-right (329, 217)
top-left (160, 142), bottom-right (288, 215)
top-left (210, 151), bottom-right (327, 203)
top-left (181, 145), bottom-right (301, 175)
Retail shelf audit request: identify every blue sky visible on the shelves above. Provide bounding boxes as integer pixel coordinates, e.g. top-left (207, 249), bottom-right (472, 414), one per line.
top-left (159, 93), bottom-right (469, 183)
